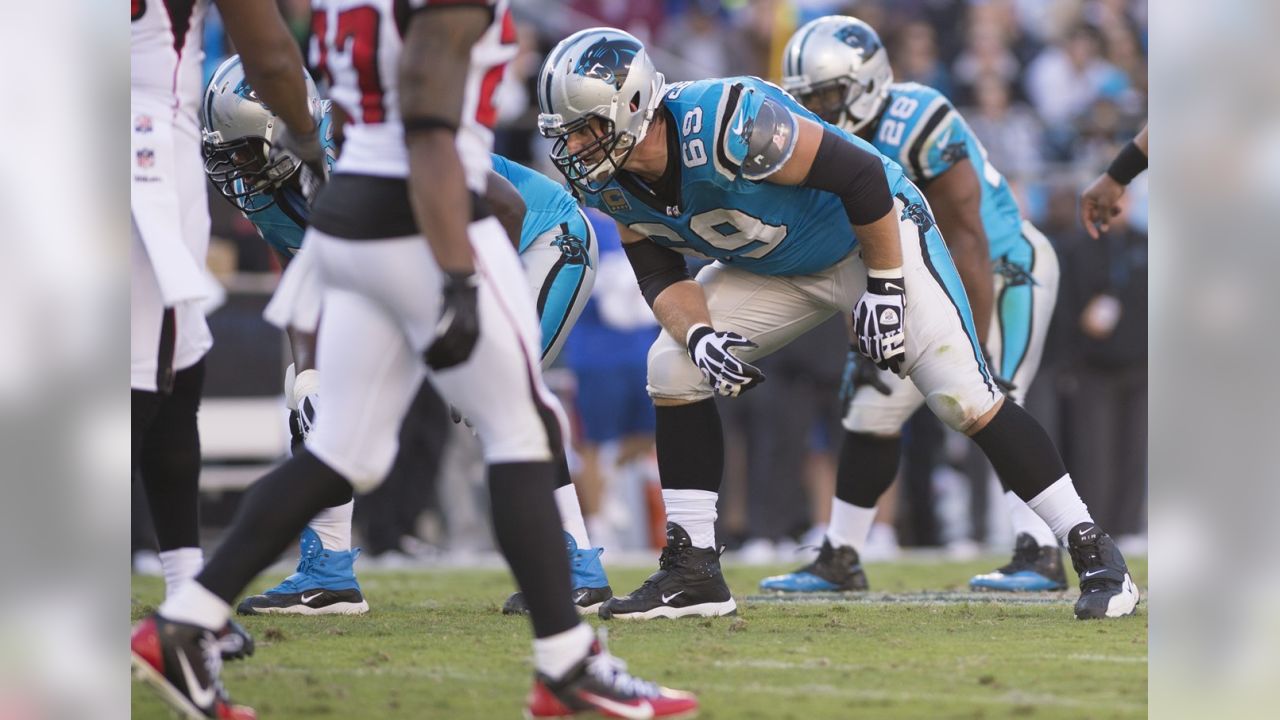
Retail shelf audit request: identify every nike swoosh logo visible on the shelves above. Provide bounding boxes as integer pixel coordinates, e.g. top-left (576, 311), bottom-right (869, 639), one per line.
top-left (661, 591), bottom-right (684, 604)
top-left (935, 126), bottom-right (953, 151)
top-left (1081, 569), bottom-right (1107, 579)
top-left (732, 109), bottom-right (746, 136)
top-left (882, 282), bottom-right (904, 293)
top-left (573, 591), bottom-right (589, 604)
top-left (177, 649), bottom-right (217, 710)
top-left (579, 691), bottom-right (655, 719)
top-left (300, 591), bottom-right (324, 604)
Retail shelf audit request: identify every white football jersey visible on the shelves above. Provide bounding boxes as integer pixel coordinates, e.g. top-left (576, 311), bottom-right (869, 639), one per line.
top-left (311, 0), bottom-right (517, 192)
top-left (131, 0), bottom-right (211, 122)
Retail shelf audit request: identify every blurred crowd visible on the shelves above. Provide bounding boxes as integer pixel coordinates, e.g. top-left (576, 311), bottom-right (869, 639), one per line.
top-left (147, 0), bottom-right (1148, 569)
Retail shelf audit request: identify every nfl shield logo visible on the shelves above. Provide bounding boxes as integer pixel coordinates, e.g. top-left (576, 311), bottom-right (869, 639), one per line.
top-left (136, 148), bottom-right (156, 168)
top-left (134, 114), bottom-right (153, 133)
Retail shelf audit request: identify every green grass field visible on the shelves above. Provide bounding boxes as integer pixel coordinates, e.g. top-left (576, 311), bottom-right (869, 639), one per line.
top-left (131, 556), bottom-right (1147, 719)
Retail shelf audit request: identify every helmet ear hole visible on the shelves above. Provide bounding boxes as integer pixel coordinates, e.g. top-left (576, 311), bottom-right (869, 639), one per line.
top-left (630, 92), bottom-right (641, 112)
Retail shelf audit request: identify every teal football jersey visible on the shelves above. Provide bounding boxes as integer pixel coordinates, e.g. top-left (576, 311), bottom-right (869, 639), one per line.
top-left (490, 153), bottom-right (583, 254)
top-left (868, 82), bottom-right (1025, 261)
top-left (581, 76), bottom-right (925, 276)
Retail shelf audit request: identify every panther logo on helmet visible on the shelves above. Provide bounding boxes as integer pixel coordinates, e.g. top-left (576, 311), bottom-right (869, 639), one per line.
top-left (834, 23), bottom-right (883, 55)
top-left (572, 36), bottom-right (639, 91)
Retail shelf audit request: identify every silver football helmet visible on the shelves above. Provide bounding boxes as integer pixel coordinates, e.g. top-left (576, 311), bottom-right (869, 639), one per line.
top-left (200, 54), bottom-right (330, 212)
top-left (782, 16), bottom-right (893, 134)
top-left (537, 28), bottom-right (665, 193)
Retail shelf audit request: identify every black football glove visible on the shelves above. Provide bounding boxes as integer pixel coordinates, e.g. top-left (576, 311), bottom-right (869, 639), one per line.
top-left (425, 272), bottom-right (481, 370)
top-left (839, 346), bottom-right (893, 411)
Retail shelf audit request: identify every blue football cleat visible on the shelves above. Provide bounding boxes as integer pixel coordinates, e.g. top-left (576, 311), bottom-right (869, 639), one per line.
top-left (759, 539), bottom-right (868, 592)
top-left (237, 527), bottom-right (370, 615)
top-left (970, 533), bottom-right (1069, 592)
top-left (503, 532), bottom-right (613, 616)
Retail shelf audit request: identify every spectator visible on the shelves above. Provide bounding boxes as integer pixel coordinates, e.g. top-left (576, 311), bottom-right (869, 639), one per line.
top-left (892, 21), bottom-right (953, 96)
top-left (964, 74), bottom-right (1045, 185)
top-left (1055, 198), bottom-right (1148, 538)
top-left (1023, 24), bottom-right (1129, 144)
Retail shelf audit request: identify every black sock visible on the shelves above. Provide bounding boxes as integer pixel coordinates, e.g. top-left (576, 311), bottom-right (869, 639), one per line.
top-left (137, 360), bottom-right (206, 550)
top-left (489, 461), bottom-right (578, 639)
top-left (554, 454), bottom-right (573, 489)
top-left (835, 431), bottom-right (902, 508)
top-left (198, 449), bottom-right (354, 604)
top-left (969, 400), bottom-right (1068, 502)
top-left (655, 399), bottom-right (723, 492)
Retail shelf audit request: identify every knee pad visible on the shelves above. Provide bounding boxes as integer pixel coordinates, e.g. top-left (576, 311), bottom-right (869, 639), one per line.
top-left (645, 339), bottom-right (712, 403)
top-left (924, 390), bottom-right (996, 434)
top-left (842, 380), bottom-right (920, 436)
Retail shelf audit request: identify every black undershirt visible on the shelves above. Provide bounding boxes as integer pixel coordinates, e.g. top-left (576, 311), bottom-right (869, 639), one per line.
top-left (616, 105), bottom-right (684, 216)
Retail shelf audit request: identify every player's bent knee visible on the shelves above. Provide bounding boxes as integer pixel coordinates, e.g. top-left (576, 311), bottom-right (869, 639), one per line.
top-left (306, 438), bottom-right (399, 495)
top-left (646, 341), bottom-right (712, 403)
top-left (925, 391), bottom-right (998, 434)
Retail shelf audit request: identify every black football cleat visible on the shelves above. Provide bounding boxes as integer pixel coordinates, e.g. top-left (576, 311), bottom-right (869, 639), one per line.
top-left (759, 538), bottom-right (869, 593)
top-left (598, 522), bottom-right (736, 620)
top-left (970, 532), bottom-right (1069, 592)
top-left (130, 614), bottom-right (256, 719)
top-left (215, 620), bottom-right (254, 662)
top-left (1066, 522), bottom-right (1140, 619)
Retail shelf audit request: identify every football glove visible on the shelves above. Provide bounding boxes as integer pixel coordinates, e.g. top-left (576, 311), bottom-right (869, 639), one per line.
top-left (425, 272), bottom-right (481, 370)
top-left (839, 347), bottom-right (893, 411)
top-left (269, 123), bottom-right (328, 201)
top-left (686, 324), bottom-right (764, 397)
top-left (854, 271), bottom-right (906, 373)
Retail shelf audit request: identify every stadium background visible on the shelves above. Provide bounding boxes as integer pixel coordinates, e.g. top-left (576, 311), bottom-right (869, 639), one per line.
top-left (133, 0), bottom-right (1148, 572)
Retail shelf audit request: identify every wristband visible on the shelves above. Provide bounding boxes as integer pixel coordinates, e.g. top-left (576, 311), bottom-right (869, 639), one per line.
top-left (1105, 140), bottom-right (1147, 186)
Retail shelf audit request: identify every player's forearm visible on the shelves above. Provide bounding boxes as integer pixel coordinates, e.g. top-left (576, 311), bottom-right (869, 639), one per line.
top-left (1133, 124), bottom-right (1148, 156)
top-left (651, 281), bottom-right (713, 342)
top-left (286, 326), bottom-right (317, 373)
top-left (945, 231), bottom-right (993, 345)
top-left (853, 211), bottom-right (904, 272)
top-left (406, 134), bottom-right (475, 273)
top-left (216, 0), bottom-right (315, 135)
top-left (399, 6), bottom-right (490, 275)
top-left (486, 171), bottom-right (527, 250)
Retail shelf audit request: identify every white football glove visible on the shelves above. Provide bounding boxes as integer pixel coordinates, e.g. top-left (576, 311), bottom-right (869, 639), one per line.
top-left (686, 324), bottom-right (764, 397)
top-left (290, 368), bottom-right (320, 441)
top-left (854, 270), bottom-right (906, 374)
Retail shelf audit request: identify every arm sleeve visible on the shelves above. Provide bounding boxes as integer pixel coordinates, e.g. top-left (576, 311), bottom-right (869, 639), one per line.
top-left (623, 238), bottom-right (692, 308)
top-left (801, 128), bottom-right (894, 226)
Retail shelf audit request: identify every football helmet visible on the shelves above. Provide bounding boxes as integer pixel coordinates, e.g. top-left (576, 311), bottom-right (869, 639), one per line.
top-left (782, 16), bottom-right (893, 134)
top-left (537, 28), bottom-right (665, 194)
top-left (200, 55), bottom-right (334, 212)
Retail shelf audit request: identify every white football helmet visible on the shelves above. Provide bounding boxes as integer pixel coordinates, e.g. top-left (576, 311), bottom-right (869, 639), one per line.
top-left (537, 28), bottom-right (665, 193)
top-left (199, 55), bottom-right (332, 212)
top-left (782, 16), bottom-right (894, 134)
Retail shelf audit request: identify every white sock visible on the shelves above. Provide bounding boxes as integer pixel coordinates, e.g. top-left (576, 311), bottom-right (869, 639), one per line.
top-left (532, 622), bottom-right (594, 681)
top-left (1004, 490), bottom-right (1059, 547)
top-left (826, 498), bottom-right (878, 554)
top-left (554, 484), bottom-right (593, 549)
top-left (310, 499), bottom-right (354, 551)
top-left (1027, 475), bottom-right (1094, 544)
top-left (158, 547), bottom-right (204, 600)
top-left (662, 489), bottom-right (718, 549)
top-left (159, 581), bottom-right (231, 632)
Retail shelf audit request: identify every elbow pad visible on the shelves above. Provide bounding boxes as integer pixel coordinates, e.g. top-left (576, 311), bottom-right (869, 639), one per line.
top-left (623, 239), bottom-right (691, 307)
top-left (802, 129), bottom-right (894, 226)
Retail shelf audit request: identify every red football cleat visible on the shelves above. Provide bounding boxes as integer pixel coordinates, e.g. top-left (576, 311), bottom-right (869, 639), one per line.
top-left (524, 634), bottom-right (698, 718)
top-left (131, 614), bottom-right (256, 719)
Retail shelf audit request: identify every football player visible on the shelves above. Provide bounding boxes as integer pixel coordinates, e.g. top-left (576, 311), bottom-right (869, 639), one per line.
top-left (538, 27), bottom-right (1138, 622)
top-left (132, 2), bottom-right (694, 718)
top-left (1081, 123), bottom-right (1148, 238)
top-left (130, 0), bottom-right (323, 683)
top-left (200, 62), bottom-right (614, 615)
top-left (759, 16), bottom-right (1066, 594)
